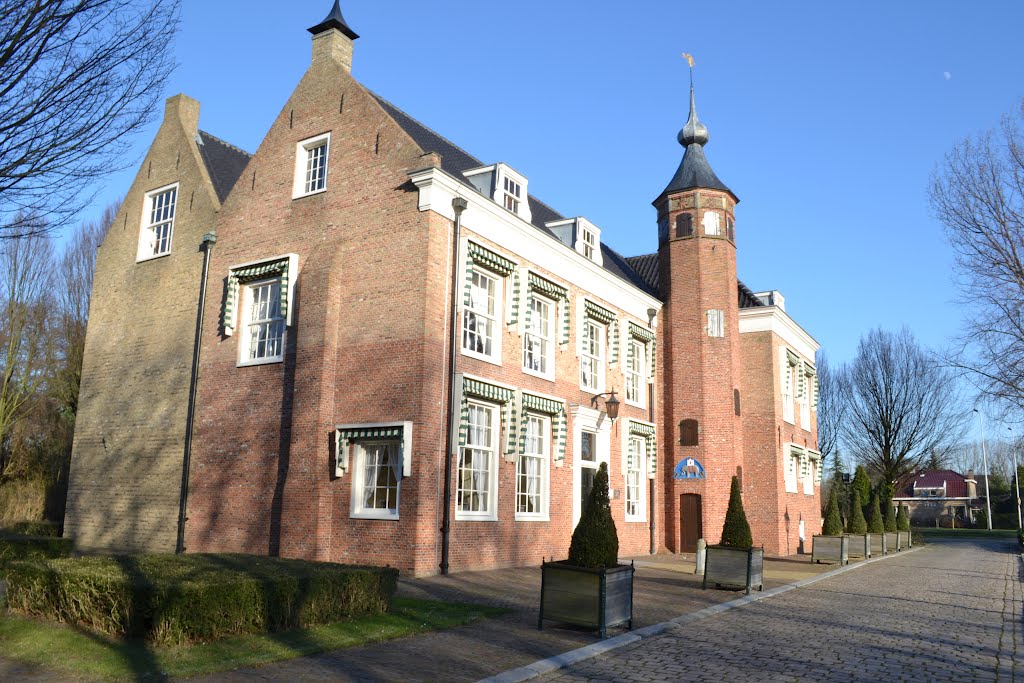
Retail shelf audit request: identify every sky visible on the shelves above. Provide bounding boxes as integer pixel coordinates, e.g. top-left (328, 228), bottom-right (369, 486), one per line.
top-left (82, 0), bottom-right (1024, 377)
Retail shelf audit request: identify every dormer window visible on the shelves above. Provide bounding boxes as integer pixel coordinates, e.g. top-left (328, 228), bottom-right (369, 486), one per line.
top-left (582, 227), bottom-right (597, 260)
top-left (503, 176), bottom-right (521, 214)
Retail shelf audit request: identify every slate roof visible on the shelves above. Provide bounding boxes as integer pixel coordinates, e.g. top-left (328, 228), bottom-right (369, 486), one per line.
top-left (372, 93), bottom-right (655, 296)
top-left (196, 131), bottom-right (252, 204)
top-left (624, 252), bottom-right (764, 309)
top-left (660, 143), bottom-right (734, 200)
top-left (895, 470), bottom-right (975, 499)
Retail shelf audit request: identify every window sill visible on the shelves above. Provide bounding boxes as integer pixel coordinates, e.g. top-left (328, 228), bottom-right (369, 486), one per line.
top-left (292, 187), bottom-right (327, 200)
top-left (784, 482), bottom-right (798, 494)
top-left (579, 383), bottom-right (606, 396)
top-left (136, 251), bottom-right (172, 264)
top-left (237, 356), bottom-right (284, 368)
top-left (624, 515), bottom-right (647, 523)
top-left (350, 511), bottom-right (399, 521)
top-left (455, 513), bottom-right (498, 522)
top-left (514, 513), bottom-right (549, 522)
top-left (624, 398), bottom-right (645, 410)
top-left (461, 347), bottom-right (502, 367)
top-left (522, 366), bottom-right (555, 382)
top-left (783, 415), bottom-right (795, 425)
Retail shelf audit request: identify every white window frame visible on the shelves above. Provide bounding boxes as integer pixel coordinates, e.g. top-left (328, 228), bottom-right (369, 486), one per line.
top-left (238, 276), bottom-right (286, 366)
top-left (781, 350), bottom-right (795, 424)
top-left (803, 457), bottom-right (815, 495)
top-left (292, 132), bottom-right (330, 198)
top-left (580, 319), bottom-right (606, 394)
top-left (785, 452), bottom-right (799, 493)
top-left (799, 380), bottom-right (811, 430)
top-left (625, 436), bottom-right (646, 522)
top-left (515, 414), bottom-right (550, 521)
top-left (462, 266), bottom-right (503, 365)
top-left (502, 175), bottom-right (522, 215)
top-left (522, 293), bottom-right (555, 380)
top-left (137, 182), bottom-right (178, 261)
top-left (570, 405), bottom-right (611, 528)
top-left (350, 439), bottom-right (402, 520)
top-left (702, 210), bottom-right (722, 236)
top-left (625, 339), bottom-right (645, 408)
top-left (581, 227), bottom-right (597, 261)
top-left (456, 400), bottom-right (500, 521)
top-left (707, 309), bottom-right (725, 338)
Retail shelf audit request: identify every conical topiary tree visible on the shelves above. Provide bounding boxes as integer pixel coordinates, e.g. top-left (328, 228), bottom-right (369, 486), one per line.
top-left (883, 494), bottom-right (897, 532)
top-left (867, 491), bottom-right (885, 534)
top-left (896, 504), bottom-right (910, 531)
top-left (822, 491), bottom-right (844, 535)
top-left (847, 489), bottom-right (868, 534)
top-left (851, 466), bottom-right (871, 516)
top-left (567, 462), bottom-right (619, 568)
top-left (719, 475), bottom-right (753, 548)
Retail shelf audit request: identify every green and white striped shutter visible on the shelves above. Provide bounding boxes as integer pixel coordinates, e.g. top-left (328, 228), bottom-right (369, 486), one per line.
top-left (521, 393), bottom-right (568, 464)
top-left (610, 316), bottom-right (619, 367)
top-left (508, 267), bottom-right (522, 330)
top-left (796, 360), bottom-right (806, 398)
top-left (459, 377), bottom-right (516, 459)
top-left (575, 297), bottom-right (585, 357)
top-left (223, 257), bottom-right (291, 335)
top-left (649, 338), bottom-right (656, 381)
top-left (812, 375), bottom-right (819, 409)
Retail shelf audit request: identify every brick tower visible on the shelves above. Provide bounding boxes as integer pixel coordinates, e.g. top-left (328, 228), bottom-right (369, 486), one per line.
top-left (656, 78), bottom-right (743, 552)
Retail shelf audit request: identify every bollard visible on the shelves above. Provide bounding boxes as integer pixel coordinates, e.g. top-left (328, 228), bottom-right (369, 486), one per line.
top-left (695, 538), bottom-right (707, 575)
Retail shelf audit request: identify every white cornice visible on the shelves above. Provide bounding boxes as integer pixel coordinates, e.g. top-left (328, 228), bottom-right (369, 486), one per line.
top-left (738, 305), bottom-right (820, 360)
top-left (409, 167), bottom-right (661, 321)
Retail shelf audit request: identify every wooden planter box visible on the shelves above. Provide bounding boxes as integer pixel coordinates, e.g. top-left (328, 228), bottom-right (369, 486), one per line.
top-left (538, 561), bottom-right (634, 638)
top-left (702, 545), bottom-right (764, 594)
top-left (845, 533), bottom-right (870, 559)
top-left (899, 530), bottom-right (912, 548)
top-left (811, 535), bottom-right (849, 565)
top-left (868, 533), bottom-right (886, 556)
top-left (884, 531), bottom-right (901, 552)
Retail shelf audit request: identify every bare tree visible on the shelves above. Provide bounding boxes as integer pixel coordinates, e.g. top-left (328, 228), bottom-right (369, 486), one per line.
top-left (815, 351), bottom-right (843, 463)
top-left (841, 328), bottom-right (967, 485)
top-left (0, 0), bottom-right (180, 238)
top-left (0, 231), bottom-right (55, 476)
top-left (931, 100), bottom-right (1024, 415)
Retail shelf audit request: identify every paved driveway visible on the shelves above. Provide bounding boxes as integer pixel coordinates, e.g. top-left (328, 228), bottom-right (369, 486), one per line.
top-left (537, 538), bottom-right (1021, 683)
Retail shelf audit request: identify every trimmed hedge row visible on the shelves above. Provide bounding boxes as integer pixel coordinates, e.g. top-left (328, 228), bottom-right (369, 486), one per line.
top-left (3, 554), bottom-right (398, 645)
top-left (0, 533), bottom-right (73, 568)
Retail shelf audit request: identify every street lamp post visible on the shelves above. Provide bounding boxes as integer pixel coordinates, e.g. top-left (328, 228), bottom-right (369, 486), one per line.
top-left (1009, 426), bottom-right (1022, 530)
top-left (975, 409), bottom-right (993, 530)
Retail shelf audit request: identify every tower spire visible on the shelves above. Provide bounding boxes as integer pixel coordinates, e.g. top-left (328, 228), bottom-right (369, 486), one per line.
top-left (308, 0), bottom-right (359, 40)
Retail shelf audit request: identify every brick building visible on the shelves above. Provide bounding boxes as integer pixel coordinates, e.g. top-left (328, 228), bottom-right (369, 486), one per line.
top-left (65, 2), bottom-right (822, 575)
top-left (894, 470), bottom-right (984, 527)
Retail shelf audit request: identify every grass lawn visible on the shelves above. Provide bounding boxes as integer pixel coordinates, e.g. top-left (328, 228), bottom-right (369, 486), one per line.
top-left (0, 597), bottom-right (507, 681)
top-left (913, 527), bottom-right (1019, 538)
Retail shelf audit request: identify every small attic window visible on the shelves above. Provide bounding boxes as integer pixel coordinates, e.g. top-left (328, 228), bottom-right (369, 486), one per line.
top-left (573, 218), bottom-right (602, 266)
top-left (581, 227), bottom-right (596, 260)
top-left (503, 176), bottom-right (521, 214)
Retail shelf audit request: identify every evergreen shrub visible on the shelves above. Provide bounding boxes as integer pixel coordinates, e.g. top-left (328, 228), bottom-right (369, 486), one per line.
top-left (883, 495), bottom-right (897, 532)
top-left (567, 462), bottom-right (619, 568)
top-left (822, 492), bottom-right (844, 536)
top-left (847, 489), bottom-right (868, 534)
top-left (2, 554), bottom-right (398, 645)
top-left (896, 504), bottom-right (910, 532)
top-left (867, 492), bottom-right (885, 534)
top-left (719, 476), bottom-right (753, 548)
top-left (0, 533), bottom-right (72, 568)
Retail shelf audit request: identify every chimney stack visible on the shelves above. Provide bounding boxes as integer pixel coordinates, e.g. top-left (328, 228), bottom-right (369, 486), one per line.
top-left (308, 0), bottom-right (359, 72)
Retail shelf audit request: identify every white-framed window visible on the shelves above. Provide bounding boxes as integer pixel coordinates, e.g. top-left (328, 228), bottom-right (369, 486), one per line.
top-left (462, 267), bottom-right (502, 362)
top-left (580, 320), bottom-right (605, 393)
top-left (351, 440), bottom-right (401, 520)
top-left (516, 414), bottom-right (549, 520)
top-left (457, 401), bottom-right (499, 520)
top-left (803, 458), bottom-right (815, 495)
top-left (703, 210), bottom-right (721, 236)
top-left (785, 451), bottom-right (799, 493)
top-left (581, 226), bottom-right (597, 261)
top-left (800, 380), bottom-right (811, 430)
top-left (781, 352), bottom-right (795, 424)
top-left (707, 310), bottom-right (725, 338)
top-left (292, 132), bottom-right (330, 198)
top-left (625, 436), bottom-right (645, 520)
top-left (503, 176), bottom-right (521, 214)
top-left (625, 339), bottom-right (645, 406)
top-left (523, 294), bottom-right (554, 379)
top-left (239, 277), bottom-right (285, 365)
top-left (137, 183), bottom-right (178, 260)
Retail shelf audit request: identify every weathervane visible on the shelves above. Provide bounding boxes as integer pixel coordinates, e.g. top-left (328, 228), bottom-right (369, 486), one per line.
top-left (682, 52), bottom-right (695, 88)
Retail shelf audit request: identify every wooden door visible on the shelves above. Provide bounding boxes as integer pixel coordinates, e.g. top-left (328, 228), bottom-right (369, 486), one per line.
top-left (680, 493), bottom-right (702, 553)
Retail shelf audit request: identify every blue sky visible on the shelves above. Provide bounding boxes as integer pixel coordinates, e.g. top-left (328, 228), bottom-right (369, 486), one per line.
top-left (85, 0), bottom-right (1024, 371)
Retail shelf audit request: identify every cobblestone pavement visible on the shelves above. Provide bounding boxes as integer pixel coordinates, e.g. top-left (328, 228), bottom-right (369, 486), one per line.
top-left (538, 538), bottom-right (1021, 683)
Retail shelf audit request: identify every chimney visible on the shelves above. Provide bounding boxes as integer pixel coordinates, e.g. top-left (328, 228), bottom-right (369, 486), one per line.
top-left (163, 94), bottom-right (200, 134)
top-left (308, 0), bottom-right (359, 72)
top-left (965, 471), bottom-right (977, 499)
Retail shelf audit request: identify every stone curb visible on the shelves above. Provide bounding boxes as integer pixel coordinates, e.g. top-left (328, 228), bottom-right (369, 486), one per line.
top-left (476, 546), bottom-right (922, 683)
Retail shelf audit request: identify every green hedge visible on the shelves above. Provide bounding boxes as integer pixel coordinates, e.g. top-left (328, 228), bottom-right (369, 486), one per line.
top-left (3, 554), bottom-right (398, 645)
top-left (0, 521), bottom-right (60, 537)
top-left (0, 534), bottom-right (73, 568)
